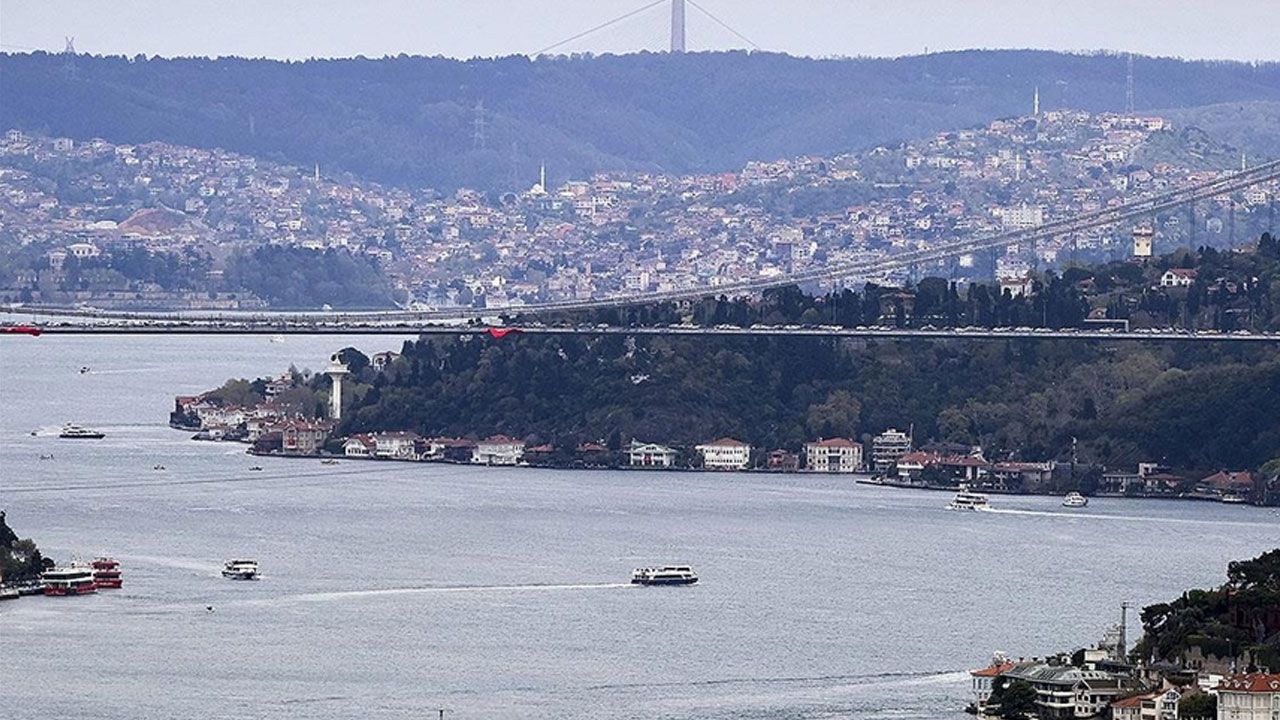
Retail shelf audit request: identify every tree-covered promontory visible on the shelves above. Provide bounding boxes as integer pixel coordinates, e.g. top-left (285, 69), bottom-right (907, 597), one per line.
top-left (0, 511), bottom-right (45, 583)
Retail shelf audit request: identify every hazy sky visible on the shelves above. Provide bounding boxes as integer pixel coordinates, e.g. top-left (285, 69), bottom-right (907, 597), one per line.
top-left (3, 0), bottom-right (1278, 62)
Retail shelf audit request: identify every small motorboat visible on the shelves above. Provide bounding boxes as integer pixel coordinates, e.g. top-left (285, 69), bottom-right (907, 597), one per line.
top-left (631, 565), bottom-right (698, 586)
top-left (321, 458), bottom-right (339, 465)
top-left (1062, 491), bottom-right (1089, 508)
top-left (79, 366), bottom-right (90, 374)
top-left (152, 464), bottom-right (166, 471)
top-left (0, 585), bottom-right (19, 601)
top-left (222, 559), bottom-right (259, 580)
top-left (248, 466), bottom-right (263, 472)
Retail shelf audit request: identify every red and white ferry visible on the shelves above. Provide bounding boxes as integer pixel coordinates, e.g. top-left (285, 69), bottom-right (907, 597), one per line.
top-left (91, 557), bottom-right (123, 589)
top-left (42, 564), bottom-right (98, 596)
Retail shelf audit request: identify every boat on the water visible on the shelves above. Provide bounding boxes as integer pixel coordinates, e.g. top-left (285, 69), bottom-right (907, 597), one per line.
top-left (946, 491), bottom-right (991, 511)
top-left (1221, 494), bottom-right (1247, 505)
top-left (248, 466), bottom-right (263, 472)
top-left (16, 581), bottom-right (45, 597)
top-left (321, 458), bottom-right (339, 465)
top-left (222, 559), bottom-right (259, 580)
top-left (59, 423), bottom-right (105, 440)
top-left (1062, 491), bottom-right (1089, 508)
top-left (631, 565), bottom-right (698, 586)
top-left (91, 557), bottom-right (123, 589)
top-left (42, 564), bottom-right (98, 596)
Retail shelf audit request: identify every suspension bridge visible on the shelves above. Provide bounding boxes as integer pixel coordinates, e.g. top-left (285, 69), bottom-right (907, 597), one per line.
top-left (4, 155), bottom-right (1279, 340)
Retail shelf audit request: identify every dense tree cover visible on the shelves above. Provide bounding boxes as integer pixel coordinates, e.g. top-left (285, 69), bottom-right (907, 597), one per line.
top-left (5, 50), bottom-right (1280, 190)
top-left (0, 511), bottom-right (45, 583)
top-left (338, 326), bottom-right (1280, 475)
top-left (223, 246), bottom-right (393, 308)
top-left (1133, 549), bottom-right (1280, 672)
top-left (988, 679), bottom-right (1038, 720)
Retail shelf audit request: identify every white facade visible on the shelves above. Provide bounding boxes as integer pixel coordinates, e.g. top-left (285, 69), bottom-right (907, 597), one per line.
top-left (872, 429), bottom-right (912, 472)
top-left (696, 438), bottom-right (751, 471)
top-left (628, 441), bottom-right (677, 468)
top-left (1217, 675), bottom-right (1280, 720)
top-left (472, 436), bottom-right (524, 465)
top-left (1160, 269), bottom-right (1197, 288)
top-left (804, 438), bottom-right (862, 473)
top-left (372, 432), bottom-right (418, 459)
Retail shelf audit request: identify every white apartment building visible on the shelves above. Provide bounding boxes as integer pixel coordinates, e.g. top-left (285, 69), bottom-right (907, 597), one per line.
top-left (804, 438), bottom-right (863, 473)
top-left (871, 428), bottom-right (912, 473)
top-left (696, 438), bottom-right (751, 471)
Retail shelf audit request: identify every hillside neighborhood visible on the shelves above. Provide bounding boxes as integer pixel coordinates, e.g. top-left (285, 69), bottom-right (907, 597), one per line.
top-left (3, 106), bottom-right (1276, 311)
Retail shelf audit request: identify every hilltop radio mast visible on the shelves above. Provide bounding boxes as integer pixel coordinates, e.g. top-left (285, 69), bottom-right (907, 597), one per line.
top-left (62, 36), bottom-right (77, 80)
top-left (1125, 53), bottom-right (1135, 114)
top-left (670, 0), bottom-right (687, 52)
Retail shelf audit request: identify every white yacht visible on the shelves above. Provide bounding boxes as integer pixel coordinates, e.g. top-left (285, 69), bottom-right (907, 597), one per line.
top-left (221, 559), bottom-right (259, 580)
top-left (1062, 491), bottom-right (1089, 508)
top-left (631, 565), bottom-right (698, 586)
top-left (946, 491), bottom-right (991, 511)
top-left (59, 423), bottom-right (105, 440)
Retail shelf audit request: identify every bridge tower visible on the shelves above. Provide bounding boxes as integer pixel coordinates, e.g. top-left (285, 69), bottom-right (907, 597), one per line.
top-left (670, 0), bottom-right (686, 52)
top-left (325, 354), bottom-right (351, 421)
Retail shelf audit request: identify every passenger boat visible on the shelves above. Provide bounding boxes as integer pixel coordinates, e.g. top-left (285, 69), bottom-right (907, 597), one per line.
top-left (1062, 491), bottom-right (1089, 508)
top-left (91, 557), bottom-right (123, 589)
top-left (59, 423), bottom-right (105, 440)
top-left (631, 565), bottom-right (698, 586)
top-left (222, 559), bottom-right (259, 580)
top-left (42, 564), bottom-right (98, 595)
top-left (946, 491), bottom-right (991, 511)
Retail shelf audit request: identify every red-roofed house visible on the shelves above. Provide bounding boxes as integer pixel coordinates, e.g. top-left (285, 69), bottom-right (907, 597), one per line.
top-left (969, 660), bottom-right (1018, 712)
top-left (1217, 674), bottom-right (1280, 720)
top-left (1196, 470), bottom-right (1255, 501)
top-left (472, 435), bottom-right (524, 465)
top-left (804, 437), bottom-right (863, 473)
top-left (1160, 268), bottom-right (1197, 288)
top-left (1110, 689), bottom-right (1180, 720)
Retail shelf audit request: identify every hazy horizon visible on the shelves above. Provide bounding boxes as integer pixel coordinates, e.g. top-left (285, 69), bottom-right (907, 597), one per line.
top-left (3, 0), bottom-right (1278, 63)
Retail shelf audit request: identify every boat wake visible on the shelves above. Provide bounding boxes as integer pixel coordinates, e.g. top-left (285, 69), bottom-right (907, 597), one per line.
top-left (983, 507), bottom-right (1270, 528)
top-left (257, 581), bottom-right (633, 605)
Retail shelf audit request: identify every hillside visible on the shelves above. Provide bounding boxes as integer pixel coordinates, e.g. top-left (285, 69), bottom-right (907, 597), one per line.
top-left (4, 49), bottom-right (1280, 190)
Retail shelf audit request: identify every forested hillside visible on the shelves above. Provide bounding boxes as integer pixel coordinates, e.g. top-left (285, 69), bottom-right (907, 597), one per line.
top-left (5, 50), bottom-right (1280, 190)
top-left (340, 329), bottom-right (1280, 474)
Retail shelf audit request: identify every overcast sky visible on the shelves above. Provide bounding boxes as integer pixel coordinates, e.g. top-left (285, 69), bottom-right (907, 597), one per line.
top-left (3, 0), bottom-right (1277, 62)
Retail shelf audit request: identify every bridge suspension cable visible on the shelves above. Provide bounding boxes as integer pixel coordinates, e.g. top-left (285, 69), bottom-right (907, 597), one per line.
top-left (531, 0), bottom-right (668, 56)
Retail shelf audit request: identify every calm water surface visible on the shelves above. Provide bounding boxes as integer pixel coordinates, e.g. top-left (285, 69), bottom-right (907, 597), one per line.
top-left (1, 335), bottom-right (1275, 719)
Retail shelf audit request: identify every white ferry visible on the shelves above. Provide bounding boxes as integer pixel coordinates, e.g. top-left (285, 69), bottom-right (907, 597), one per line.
top-left (42, 564), bottom-right (98, 596)
top-left (59, 423), bottom-right (105, 440)
top-left (631, 565), bottom-right (698, 586)
top-left (946, 491), bottom-right (991, 511)
top-left (221, 559), bottom-right (259, 580)
top-left (1062, 491), bottom-right (1089, 508)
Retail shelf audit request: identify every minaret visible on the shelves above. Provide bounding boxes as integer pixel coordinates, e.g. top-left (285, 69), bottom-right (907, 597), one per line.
top-left (314, 163), bottom-right (320, 182)
top-left (324, 353), bottom-right (350, 421)
top-left (540, 162), bottom-right (546, 192)
top-left (1033, 86), bottom-right (1040, 116)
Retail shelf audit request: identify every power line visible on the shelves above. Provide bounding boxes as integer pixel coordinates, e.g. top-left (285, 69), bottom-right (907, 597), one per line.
top-left (687, 0), bottom-right (760, 50)
top-left (532, 0), bottom-right (668, 57)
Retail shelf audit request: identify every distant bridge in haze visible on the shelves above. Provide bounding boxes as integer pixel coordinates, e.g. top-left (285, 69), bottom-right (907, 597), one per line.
top-left (7, 321), bottom-right (1280, 344)
top-left (5, 156), bottom-right (1279, 334)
